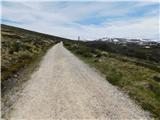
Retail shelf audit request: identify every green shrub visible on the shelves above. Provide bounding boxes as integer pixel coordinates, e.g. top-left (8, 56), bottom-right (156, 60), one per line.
top-left (106, 69), bottom-right (123, 85)
top-left (153, 76), bottom-right (160, 82)
top-left (18, 51), bottom-right (32, 60)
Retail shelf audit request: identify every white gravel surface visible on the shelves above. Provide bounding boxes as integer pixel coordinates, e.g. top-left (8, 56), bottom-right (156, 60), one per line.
top-left (6, 42), bottom-right (150, 120)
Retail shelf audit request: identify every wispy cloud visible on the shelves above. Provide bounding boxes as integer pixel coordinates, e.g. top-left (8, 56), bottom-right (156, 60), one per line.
top-left (1, 1), bottom-right (160, 40)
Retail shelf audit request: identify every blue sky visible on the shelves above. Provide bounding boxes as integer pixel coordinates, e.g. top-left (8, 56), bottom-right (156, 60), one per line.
top-left (1, 0), bottom-right (160, 41)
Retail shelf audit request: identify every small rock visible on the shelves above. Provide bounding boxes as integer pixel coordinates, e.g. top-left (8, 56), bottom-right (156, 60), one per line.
top-left (14, 74), bottom-right (18, 78)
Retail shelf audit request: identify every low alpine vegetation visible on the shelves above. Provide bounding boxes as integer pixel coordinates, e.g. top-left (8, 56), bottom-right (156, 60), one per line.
top-left (64, 41), bottom-right (160, 119)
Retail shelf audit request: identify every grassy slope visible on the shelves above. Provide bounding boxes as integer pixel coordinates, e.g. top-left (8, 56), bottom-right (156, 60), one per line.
top-left (1, 24), bottom-right (69, 93)
top-left (64, 41), bottom-right (160, 119)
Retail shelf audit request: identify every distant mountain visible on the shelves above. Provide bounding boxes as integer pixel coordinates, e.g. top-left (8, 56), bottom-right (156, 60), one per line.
top-left (96, 37), bottom-right (159, 46)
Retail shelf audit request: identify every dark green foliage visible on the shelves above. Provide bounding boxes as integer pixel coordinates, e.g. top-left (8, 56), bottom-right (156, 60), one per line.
top-left (85, 41), bottom-right (160, 63)
top-left (106, 68), bottom-right (123, 85)
top-left (85, 41), bottom-right (160, 73)
top-left (153, 76), bottom-right (160, 82)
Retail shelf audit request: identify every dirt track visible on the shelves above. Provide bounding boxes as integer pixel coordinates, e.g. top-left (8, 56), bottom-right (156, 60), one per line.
top-left (5, 42), bottom-right (150, 120)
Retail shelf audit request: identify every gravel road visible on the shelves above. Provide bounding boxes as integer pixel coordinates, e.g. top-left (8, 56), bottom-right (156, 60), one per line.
top-left (5, 42), bottom-right (150, 120)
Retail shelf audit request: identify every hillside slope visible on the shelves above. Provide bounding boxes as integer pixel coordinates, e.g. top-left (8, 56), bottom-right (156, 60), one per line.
top-left (1, 24), bottom-right (69, 93)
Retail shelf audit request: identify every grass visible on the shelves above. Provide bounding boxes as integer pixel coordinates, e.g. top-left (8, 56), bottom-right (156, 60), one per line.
top-left (64, 41), bottom-right (160, 119)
